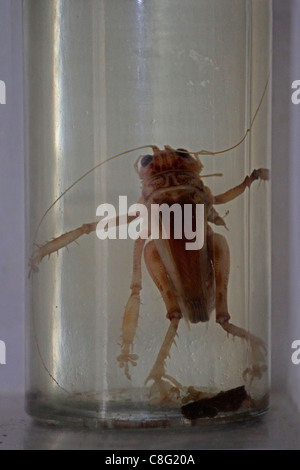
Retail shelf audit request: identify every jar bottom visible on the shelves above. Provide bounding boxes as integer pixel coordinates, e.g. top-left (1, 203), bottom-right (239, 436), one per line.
top-left (26, 387), bottom-right (269, 429)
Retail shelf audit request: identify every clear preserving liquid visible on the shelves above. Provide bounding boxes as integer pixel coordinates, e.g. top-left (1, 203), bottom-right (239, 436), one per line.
top-left (24, 0), bottom-right (271, 426)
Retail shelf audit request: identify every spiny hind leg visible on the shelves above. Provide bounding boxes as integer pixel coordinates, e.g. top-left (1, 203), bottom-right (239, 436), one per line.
top-left (29, 221), bottom-right (98, 276)
top-left (29, 214), bottom-right (138, 277)
top-left (210, 228), bottom-right (267, 382)
top-left (117, 238), bottom-right (146, 380)
top-left (144, 241), bottom-right (183, 405)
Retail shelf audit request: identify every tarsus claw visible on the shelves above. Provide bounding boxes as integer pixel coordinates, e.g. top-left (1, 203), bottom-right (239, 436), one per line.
top-left (117, 352), bottom-right (139, 380)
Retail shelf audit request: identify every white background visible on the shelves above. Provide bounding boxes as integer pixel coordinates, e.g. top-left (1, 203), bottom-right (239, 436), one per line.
top-left (0, 0), bottom-right (299, 411)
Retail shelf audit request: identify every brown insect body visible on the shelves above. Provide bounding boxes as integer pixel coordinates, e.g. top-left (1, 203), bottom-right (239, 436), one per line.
top-left (30, 142), bottom-right (269, 405)
top-left (139, 145), bottom-right (215, 324)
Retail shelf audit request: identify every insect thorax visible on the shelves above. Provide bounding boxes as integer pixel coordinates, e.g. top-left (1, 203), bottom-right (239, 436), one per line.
top-left (142, 171), bottom-right (210, 204)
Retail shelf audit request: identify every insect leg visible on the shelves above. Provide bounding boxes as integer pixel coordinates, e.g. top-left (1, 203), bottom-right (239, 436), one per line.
top-left (213, 168), bottom-right (270, 205)
top-left (143, 241), bottom-right (183, 405)
top-left (29, 214), bottom-right (138, 277)
top-left (210, 229), bottom-right (267, 381)
top-left (207, 228), bottom-right (231, 324)
top-left (29, 222), bottom-right (98, 276)
top-left (117, 237), bottom-right (146, 380)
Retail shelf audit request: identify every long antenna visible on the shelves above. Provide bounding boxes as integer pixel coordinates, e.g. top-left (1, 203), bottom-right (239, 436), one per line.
top-left (33, 73), bottom-right (270, 241)
top-left (33, 144), bottom-right (156, 241)
top-left (191, 72), bottom-right (270, 158)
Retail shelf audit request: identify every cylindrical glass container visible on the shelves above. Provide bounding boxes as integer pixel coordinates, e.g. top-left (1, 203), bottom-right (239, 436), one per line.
top-left (24, 0), bottom-right (271, 427)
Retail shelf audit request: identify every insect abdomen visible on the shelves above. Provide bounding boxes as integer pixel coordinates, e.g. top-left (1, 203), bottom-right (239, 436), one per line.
top-left (168, 236), bottom-right (215, 324)
top-left (150, 190), bottom-right (215, 324)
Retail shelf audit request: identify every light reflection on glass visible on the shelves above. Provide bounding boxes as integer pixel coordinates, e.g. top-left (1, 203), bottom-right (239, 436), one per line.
top-left (51, 0), bottom-right (64, 389)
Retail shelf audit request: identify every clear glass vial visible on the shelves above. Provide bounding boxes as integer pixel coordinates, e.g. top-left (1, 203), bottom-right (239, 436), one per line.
top-left (24, 0), bottom-right (271, 427)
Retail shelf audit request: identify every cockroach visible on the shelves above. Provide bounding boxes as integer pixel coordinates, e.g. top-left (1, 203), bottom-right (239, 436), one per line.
top-left (29, 78), bottom-right (270, 407)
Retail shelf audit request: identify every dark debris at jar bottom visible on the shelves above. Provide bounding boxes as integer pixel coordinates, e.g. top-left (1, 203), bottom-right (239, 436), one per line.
top-left (181, 385), bottom-right (268, 423)
top-left (26, 385), bottom-right (268, 429)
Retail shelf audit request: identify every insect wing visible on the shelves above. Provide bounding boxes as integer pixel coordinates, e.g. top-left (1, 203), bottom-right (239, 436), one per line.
top-left (152, 199), bottom-right (214, 324)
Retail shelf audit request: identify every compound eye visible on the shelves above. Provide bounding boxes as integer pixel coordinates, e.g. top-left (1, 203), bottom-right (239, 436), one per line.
top-left (141, 154), bottom-right (153, 167)
top-left (176, 148), bottom-right (190, 158)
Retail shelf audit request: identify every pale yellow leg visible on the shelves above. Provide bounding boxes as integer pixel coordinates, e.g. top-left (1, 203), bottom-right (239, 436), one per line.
top-left (213, 168), bottom-right (269, 205)
top-left (143, 241), bottom-right (183, 405)
top-left (117, 238), bottom-right (146, 379)
top-left (29, 214), bottom-right (137, 276)
top-left (29, 222), bottom-right (98, 276)
top-left (210, 229), bottom-right (267, 381)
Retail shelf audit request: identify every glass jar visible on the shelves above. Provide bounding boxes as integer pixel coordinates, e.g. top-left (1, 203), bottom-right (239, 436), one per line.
top-left (24, 0), bottom-right (271, 427)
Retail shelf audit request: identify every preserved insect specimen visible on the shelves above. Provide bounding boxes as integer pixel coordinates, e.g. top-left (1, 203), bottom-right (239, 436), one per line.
top-left (29, 79), bottom-right (270, 411)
